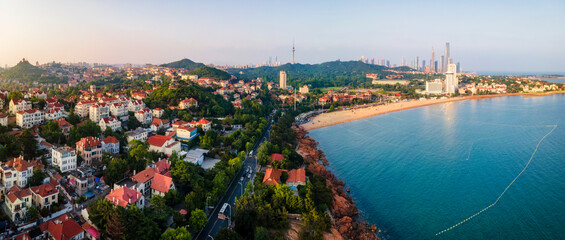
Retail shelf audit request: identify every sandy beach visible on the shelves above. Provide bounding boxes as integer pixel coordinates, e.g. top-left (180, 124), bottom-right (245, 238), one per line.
top-left (300, 94), bottom-right (528, 131)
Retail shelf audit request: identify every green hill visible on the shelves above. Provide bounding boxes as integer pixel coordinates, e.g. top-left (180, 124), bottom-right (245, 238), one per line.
top-left (160, 58), bottom-right (206, 71)
top-left (190, 66), bottom-right (231, 80)
top-left (226, 60), bottom-right (411, 88)
top-left (1, 59), bottom-right (45, 82)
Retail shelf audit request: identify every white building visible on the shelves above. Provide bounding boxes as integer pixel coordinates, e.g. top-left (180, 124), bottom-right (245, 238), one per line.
top-left (0, 113), bottom-right (8, 127)
top-left (445, 64), bottom-right (459, 94)
top-left (89, 103), bottom-right (109, 123)
top-left (128, 100), bottom-right (145, 112)
top-left (425, 79), bottom-right (444, 95)
top-left (189, 118), bottom-right (211, 131)
top-left (99, 116), bottom-right (121, 132)
top-left (184, 148), bottom-right (209, 165)
top-left (147, 135), bottom-right (181, 155)
top-left (102, 136), bottom-right (120, 154)
top-left (9, 99), bottom-right (32, 115)
top-left (176, 126), bottom-right (198, 141)
top-left (75, 100), bottom-right (98, 118)
top-left (135, 108), bottom-right (152, 125)
top-left (44, 108), bottom-right (65, 121)
top-left (126, 128), bottom-right (148, 143)
top-left (178, 98), bottom-right (198, 109)
top-left (51, 146), bottom-right (77, 173)
top-left (16, 109), bottom-right (44, 128)
top-left (0, 156), bottom-right (34, 194)
top-left (153, 108), bottom-right (164, 118)
top-left (299, 85), bottom-right (309, 94)
top-left (280, 71), bottom-right (287, 89)
top-left (110, 102), bottom-right (128, 118)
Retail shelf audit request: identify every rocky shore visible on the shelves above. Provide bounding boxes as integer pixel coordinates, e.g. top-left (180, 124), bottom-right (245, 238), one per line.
top-left (294, 125), bottom-right (380, 240)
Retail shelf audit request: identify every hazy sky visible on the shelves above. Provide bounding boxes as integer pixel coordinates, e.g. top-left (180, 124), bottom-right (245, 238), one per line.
top-left (1, 0), bottom-right (564, 72)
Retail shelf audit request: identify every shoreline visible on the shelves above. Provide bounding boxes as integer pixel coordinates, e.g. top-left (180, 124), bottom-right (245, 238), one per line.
top-left (301, 92), bottom-right (565, 131)
top-left (294, 126), bottom-right (380, 240)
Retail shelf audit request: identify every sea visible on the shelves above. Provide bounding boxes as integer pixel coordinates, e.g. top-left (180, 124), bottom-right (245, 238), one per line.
top-left (309, 95), bottom-right (565, 240)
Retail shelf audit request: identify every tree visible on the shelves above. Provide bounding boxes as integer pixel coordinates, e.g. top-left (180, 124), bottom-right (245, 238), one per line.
top-left (88, 198), bottom-right (115, 234)
top-left (27, 168), bottom-right (46, 187)
top-left (280, 171), bottom-right (288, 184)
top-left (254, 227), bottom-right (269, 240)
top-left (41, 120), bottom-right (64, 144)
top-left (189, 209), bottom-right (207, 233)
top-left (19, 129), bottom-right (38, 160)
top-left (215, 228), bottom-right (242, 240)
top-left (106, 210), bottom-right (125, 240)
top-left (160, 226), bottom-right (192, 240)
top-left (127, 113), bottom-right (142, 129)
top-left (67, 109), bottom-right (81, 125)
top-left (104, 158), bottom-right (128, 186)
top-left (27, 205), bottom-right (40, 221)
top-left (122, 205), bottom-right (161, 240)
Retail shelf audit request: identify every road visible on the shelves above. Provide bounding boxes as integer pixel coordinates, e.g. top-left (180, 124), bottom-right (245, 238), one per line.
top-left (195, 112), bottom-right (275, 240)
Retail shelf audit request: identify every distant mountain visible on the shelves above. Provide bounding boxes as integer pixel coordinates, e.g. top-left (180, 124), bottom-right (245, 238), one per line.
top-left (160, 58), bottom-right (206, 71)
top-left (0, 59), bottom-right (45, 82)
top-left (226, 60), bottom-right (411, 88)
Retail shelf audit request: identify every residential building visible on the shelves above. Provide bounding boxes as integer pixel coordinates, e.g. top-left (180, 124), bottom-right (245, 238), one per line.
top-left (0, 156), bottom-right (34, 194)
top-left (445, 63), bottom-right (458, 94)
top-left (44, 108), bottom-right (65, 121)
top-left (126, 128), bottom-right (148, 143)
top-left (68, 171), bottom-right (95, 196)
top-left (176, 126), bottom-right (198, 141)
top-left (178, 98), bottom-right (198, 109)
top-left (110, 102), bottom-right (128, 118)
top-left (106, 187), bottom-right (145, 210)
top-left (279, 71), bottom-right (287, 89)
top-left (75, 137), bottom-right (102, 166)
top-left (184, 148), bottom-right (209, 165)
top-left (4, 186), bottom-right (33, 222)
top-left (32, 91), bottom-right (47, 99)
top-left (40, 214), bottom-right (85, 240)
top-left (16, 109), bottom-right (44, 128)
top-left (130, 168), bottom-right (155, 197)
top-left (99, 116), bottom-right (121, 132)
top-left (286, 169), bottom-right (306, 187)
top-left (263, 168), bottom-right (283, 186)
top-left (30, 179), bottom-right (59, 209)
top-left (57, 118), bottom-right (73, 138)
top-left (425, 79), bottom-right (443, 95)
top-left (89, 103), bottom-right (109, 123)
top-left (0, 113), bottom-right (7, 127)
top-left (151, 173), bottom-right (175, 197)
top-left (152, 108), bottom-right (164, 118)
top-left (128, 99), bottom-right (145, 112)
top-left (101, 136), bottom-right (120, 154)
top-left (135, 108), bottom-right (152, 125)
top-left (9, 99), bottom-right (32, 115)
top-left (147, 135), bottom-right (180, 155)
top-left (299, 85), bottom-right (309, 94)
top-left (75, 100), bottom-right (97, 118)
top-left (150, 118), bottom-right (170, 132)
top-left (51, 146), bottom-right (77, 172)
top-left (189, 118), bottom-right (211, 131)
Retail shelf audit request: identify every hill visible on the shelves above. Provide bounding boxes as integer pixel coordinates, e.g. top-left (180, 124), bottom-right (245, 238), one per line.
top-left (160, 58), bottom-right (206, 71)
top-left (226, 60), bottom-right (410, 88)
top-left (190, 66), bottom-right (231, 80)
top-left (1, 59), bottom-right (45, 82)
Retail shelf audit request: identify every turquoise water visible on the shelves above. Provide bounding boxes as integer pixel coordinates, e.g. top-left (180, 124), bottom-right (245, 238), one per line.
top-left (309, 95), bottom-right (565, 240)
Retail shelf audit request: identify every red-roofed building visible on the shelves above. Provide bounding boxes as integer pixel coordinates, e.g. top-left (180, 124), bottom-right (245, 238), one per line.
top-left (76, 137), bottom-right (102, 166)
top-left (99, 116), bottom-right (121, 132)
top-left (179, 98), bottom-right (198, 109)
top-left (106, 186), bottom-right (145, 210)
top-left (1, 156), bottom-right (34, 192)
top-left (57, 119), bottom-right (73, 137)
top-left (271, 153), bottom-right (284, 162)
top-left (16, 109), bottom-right (44, 128)
top-left (153, 108), bottom-right (164, 118)
top-left (41, 214), bottom-right (85, 240)
top-left (286, 169), bottom-right (306, 187)
top-left (4, 186), bottom-right (33, 222)
top-left (135, 108), bottom-right (152, 125)
top-left (150, 118), bottom-right (170, 132)
top-left (10, 99), bottom-right (32, 114)
top-left (148, 135), bottom-right (180, 155)
top-left (151, 173), bottom-right (175, 197)
top-left (262, 168), bottom-right (283, 186)
top-left (30, 179), bottom-right (60, 209)
top-left (154, 159), bottom-right (171, 176)
top-left (89, 103), bottom-right (109, 123)
top-left (101, 136), bottom-right (120, 154)
top-left (189, 118), bottom-right (211, 131)
top-left (130, 168), bottom-right (155, 197)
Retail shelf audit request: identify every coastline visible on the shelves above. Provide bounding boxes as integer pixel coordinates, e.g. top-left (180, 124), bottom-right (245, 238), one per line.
top-left (300, 92), bottom-right (565, 131)
top-left (294, 126), bottom-right (379, 240)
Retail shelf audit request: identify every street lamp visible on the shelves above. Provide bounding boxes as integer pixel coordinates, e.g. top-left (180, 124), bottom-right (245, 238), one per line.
top-left (225, 203), bottom-right (232, 229)
top-left (205, 196), bottom-right (211, 216)
top-left (237, 181), bottom-right (244, 196)
top-left (207, 235), bottom-right (214, 240)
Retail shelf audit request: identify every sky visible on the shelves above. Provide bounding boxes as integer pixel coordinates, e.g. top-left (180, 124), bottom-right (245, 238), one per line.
top-left (1, 0), bottom-right (564, 73)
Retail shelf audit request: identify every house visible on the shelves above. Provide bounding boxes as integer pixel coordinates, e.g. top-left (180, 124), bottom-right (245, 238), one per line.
top-left (171, 120), bottom-right (188, 130)
top-left (184, 148), bottom-right (209, 165)
top-left (0, 113), bottom-right (7, 127)
top-left (178, 98), bottom-right (198, 109)
top-left (68, 171), bottom-right (95, 197)
top-left (75, 100), bottom-right (98, 118)
top-left (147, 135), bottom-right (180, 155)
top-left (299, 85), bottom-right (309, 94)
top-left (189, 118), bottom-right (211, 131)
top-left (89, 103), bottom-right (109, 123)
top-left (176, 126), bottom-right (198, 141)
top-left (99, 116), bottom-right (121, 132)
top-left (262, 168), bottom-right (283, 186)
top-left (135, 108), bottom-right (152, 125)
top-left (101, 136), bottom-right (120, 154)
top-left (106, 186), bottom-right (145, 210)
top-left (30, 179), bottom-right (59, 209)
top-left (286, 169), bottom-right (306, 187)
top-left (0, 156), bottom-right (34, 194)
top-left (10, 99), bottom-right (32, 114)
top-left (99, 97), bottom-right (119, 105)
top-left (40, 214), bottom-right (85, 240)
top-left (76, 137), bottom-right (102, 166)
top-left (130, 168), bottom-right (155, 197)
top-left (128, 99), bottom-right (145, 112)
top-left (152, 108), bottom-right (164, 118)
top-left (16, 109), bottom-right (44, 128)
top-left (126, 127), bottom-right (148, 143)
top-left (57, 118), bottom-right (73, 137)
top-left (44, 108), bottom-right (65, 121)
top-left (154, 159), bottom-right (171, 176)
top-left (150, 118), bottom-right (170, 132)
top-left (4, 186), bottom-right (33, 222)
top-left (110, 102), bottom-right (128, 118)
top-left (271, 153), bottom-right (284, 162)
top-left (51, 146), bottom-right (77, 173)
top-left (82, 222), bottom-right (101, 240)
top-left (32, 91), bottom-right (47, 99)
top-left (151, 173), bottom-right (175, 197)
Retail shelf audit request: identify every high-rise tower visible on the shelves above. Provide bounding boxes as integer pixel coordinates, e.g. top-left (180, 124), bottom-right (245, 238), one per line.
top-left (280, 71), bottom-right (287, 89)
top-left (291, 40), bottom-right (295, 64)
top-left (431, 47), bottom-right (435, 73)
top-left (444, 64), bottom-right (458, 94)
top-left (444, 42), bottom-right (450, 72)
